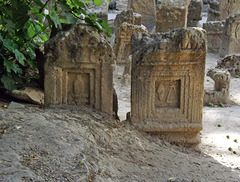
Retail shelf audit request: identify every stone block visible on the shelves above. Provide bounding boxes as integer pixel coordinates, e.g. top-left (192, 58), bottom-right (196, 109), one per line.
top-left (131, 28), bottom-right (206, 144)
top-left (187, 0), bottom-right (203, 27)
top-left (216, 54), bottom-right (240, 76)
top-left (114, 9), bottom-right (134, 32)
top-left (128, 0), bottom-right (156, 32)
top-left (219, 13), bottom-right (240, 57)
top-left (207, 0), bottom-right (240, 21)
top-left (203, 21), bottom-right (224, 53)
top-left (204, 68), bottom-right (230, 105)
top-left (44, 25), bottom-right (113, 115)
top-left (156, 0), bottom-right (190, 33)
top-left (114, 22), bottom-right (147, 63)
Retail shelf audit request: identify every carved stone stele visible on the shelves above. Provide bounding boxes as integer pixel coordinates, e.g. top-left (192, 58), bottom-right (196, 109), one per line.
top-left (131, 28), bottom-right (206, 144)
top-left (156, 0), bottom-right (190, 33)
top-left (44, 25), bottom-right (113, 115)
top-left (219, 13), bottom-right (240, 57)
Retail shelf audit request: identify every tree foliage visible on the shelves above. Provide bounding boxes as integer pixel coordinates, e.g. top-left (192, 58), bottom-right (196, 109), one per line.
top-left (0, 0), bottom-right (111, 90)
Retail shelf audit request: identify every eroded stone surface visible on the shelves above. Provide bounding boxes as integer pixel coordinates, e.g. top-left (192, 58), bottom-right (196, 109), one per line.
top-left (156, 0), bottom-right (190, 33)
top-left (187, 0), bottom-right (203, 27)
top-left (131, 27), bottom-right (206, 144)
top-left (114, 22), bottom-right (147, 63)
top-left (44, 25), bottom-right (113, 115)
top-left (219, 13), bottom-right (240, 57)
top-left (86, 0), bottom-right (109, 21)
top-left (128, 0), bottom-right (156, 32)
top-left (204, 68), bottom-right (231, 105)
top-left (203, 21), bottom-right (225, 53)
top-left (216, 54), bottom-right (240, 76)
top-left (207, 0), bottom-right (240, 21)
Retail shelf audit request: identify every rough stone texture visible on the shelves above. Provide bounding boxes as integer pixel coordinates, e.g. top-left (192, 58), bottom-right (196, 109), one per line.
top-left (8, 87), bottom-right (44, 105)
top-left (86, 0), bottom-right (109, 21)
top-left (203, 21), bottom-right (225, 53)
top-left (116, 0), bottom-right (128, 11)
top-left (114, 9), bottom-right (142, 32)
top-left (187, 0), bottom-right (203, 27)
top-left (114, 22), bottom-right (147, 63)
top-left (219, 14), bottom-right (240, 57)
top-left (204, 68), bottom-right (231, 105)
top-left (216, 54), bottom-right (240, 76)
top-left (131, 27), bottom-right (206, 144)
top-left (207, 0), bottom-right (240, 21)
top-left (128, 0), bottom-right (156, 32)
top-left (44, 25), bottom-right (113, 115)
top-left (156, 0), bottom-right (191, 33)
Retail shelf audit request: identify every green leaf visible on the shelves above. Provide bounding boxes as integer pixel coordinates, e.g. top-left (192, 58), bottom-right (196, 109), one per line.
top-left (1, 75), bottom-right (17, 91)
top-left (3, 59), bottom-right (22, 74)
top-left (93, 0), bottom-right (102, 6)
top-left (66, 12), bottom-right (77, 24)
top-left (100, 19), bottom-right (112, 36)
top-left (51, 11), bottom-right (62, 29)
top-left (14, 49), bottom-right (25, 66)
top-left (73, 0), bottom-right (86, 8)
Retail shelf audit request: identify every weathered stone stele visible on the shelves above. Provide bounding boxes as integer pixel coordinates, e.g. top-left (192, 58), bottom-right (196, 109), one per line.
top-left (203, 21), bottom-right (224, 53)
top-left (204, 68), bottom-right (231, 105)
top-left (187, 0), bottom-right (203, 27)
top-left (86, 0), bottom-right (109, 21)
top-left (131, 28), bottom-right (206, 144)
top-left (114, 22), bottom-right (147, 63)
top-left (128, 0), bottom-right (156, 32)
top-left (219, 14), bottom-right (240, 57)
top-left (44, 25), bottom-right (113, 115)
top-left (216, 54), bottom-right (240, 76)
top-left (207, 0), bottom-right (240, 21)
top-left (156, 0), bottom-right (190, 33)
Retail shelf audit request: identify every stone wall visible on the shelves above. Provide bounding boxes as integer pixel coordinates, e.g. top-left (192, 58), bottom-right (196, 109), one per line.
top-left (44, 25), bottom-right (113, 115)
top-left (207, 0), bottom-right (240, 21)
top-left (219, 13), bottom-right (240, 57)
top-left (216, 54), bottom-right (240, 76)
top-left (131, 27), bottom-right (206, 144)
top-left (203, 21), bottom-right (224, 53)
top-left (156, 0), bottom-right (190, 33)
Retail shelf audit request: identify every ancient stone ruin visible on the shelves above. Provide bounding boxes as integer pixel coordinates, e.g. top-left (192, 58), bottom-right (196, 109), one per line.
top-left (128, 0), bottom-right (156, 32)
top-left (187, 0), bottom-right (203, 27)
top-left (44, 25), bottom-right (113, 115)
top-left (207, 0), bottom-right (240, 21)
top-left (203, 21), bottom-right (224, 53)
top-left (156, 0), bottom-right (190, 33)
top-left (131, 28), bottom-right (206, 144)
top-left (87, 0), bottom-right (109, 21)
top-left (219, 13), bottom-right (240, 57)
top-left (216, 54), bottom-right (240, 76)
top-left (113, 9), bottom-right (147, 64)
top-left (204, 68), bottom-right (231, 105)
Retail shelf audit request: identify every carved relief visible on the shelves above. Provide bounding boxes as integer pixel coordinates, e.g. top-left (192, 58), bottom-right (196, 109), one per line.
top-left (155, 80), bottom-right (180, 108)
top-left (67, 73), bottom-right (90, 104)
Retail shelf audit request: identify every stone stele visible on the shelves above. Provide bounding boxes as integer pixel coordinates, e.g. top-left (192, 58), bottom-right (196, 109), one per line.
top-left (44, 25), bottom-right (113, 115)
top-left (131, 27), bottom-right (206, 144)
top-left (219, 13), bottom-right (240, 57)
top-left (156, 0), bottom-right (190, 33)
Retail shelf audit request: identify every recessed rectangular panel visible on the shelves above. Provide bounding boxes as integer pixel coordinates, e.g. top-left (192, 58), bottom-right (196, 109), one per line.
top-left (155, 79), bottom-right (181, 109)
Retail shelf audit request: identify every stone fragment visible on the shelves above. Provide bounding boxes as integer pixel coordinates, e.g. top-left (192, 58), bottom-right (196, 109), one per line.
top-left (131, 27), bottom-right (206, 144)
top-left (219, 14), bottom-right (240, 57)
top-left (114, 22), bottom-right (147, 63)
top-left (204, 68), bottom-right (230, 105)
top-left (187, 0), bottom-right (203, 27)
top-left (7, 102), bottom-right (26, 110)
top-left (203, 21), bottom-right (224, 53)
top-left (128, 0), bottom-right (156, 32)
top-left (116, 0), bottom-right (128, 11)
top-left (8, 87), bottom-right (44, 105)
top-left (216, 54), bottom-right (240, 76)
top-left (207, 0), bottom-right (240, 21)
top-left (156, 0), bottom-right (190, 33)
top-left (44, 25), bottom-right (113, 115)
